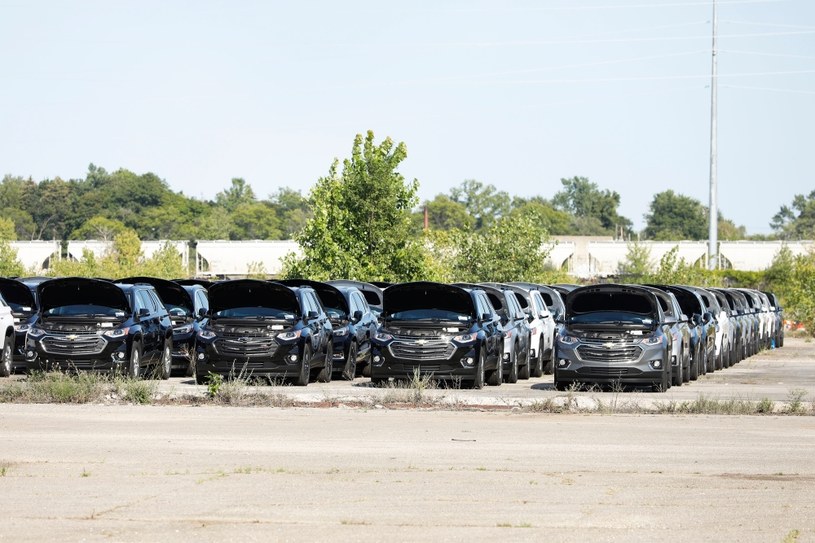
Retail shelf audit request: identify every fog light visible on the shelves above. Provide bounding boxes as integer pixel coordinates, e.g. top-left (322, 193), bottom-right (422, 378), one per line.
top-left (288, 354), bottom-right (298, 362)
top-left (462, 357), bottom-right (474, 366)
top-left (117, 352), bottom-right (125, 360)
top-left (373, 355), bottom-right (383, 366)
top-left (197, 353), bottom-right (205, 360)
top-left (557, 359), bottom-right (569, 368)
top-left (671, 355), bottom-right (678, 366)
top-left (26, 350), bottom-right (34, 358)
top-left (650, 360), bottom-right (663, 370)
top-left (502, 352), bottom-right (510, 361)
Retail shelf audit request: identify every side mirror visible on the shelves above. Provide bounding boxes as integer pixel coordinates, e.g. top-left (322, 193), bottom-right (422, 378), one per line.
top-left (198, 307), bottom-right (207, 318)
top-left (703, 312), bottom-right (714, 324)
top-left (664, 317), bottom-right (677, 325)
top-left (352, 310), bottom-right (363, 323)
top-left (306, 310), bottom-right (318, 321)
top-left (137, 308), bottom-right (150, 318)
top-left (480, 312), bottom-right (492, 323)
top-left (691, 313), bottom-right (702, 326)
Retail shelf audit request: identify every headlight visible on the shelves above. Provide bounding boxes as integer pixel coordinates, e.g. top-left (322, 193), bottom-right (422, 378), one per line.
top-left (27, 326), bottom-right (46, 338)
top-left (333, 327), bottom-right (348, 337)
top-left (15, 323), bottom-right (30, 332)
top-left (641, 336), bottom-right (662, 345)
top-left (375, 331), bottom-right (393, 342)
top-left (558, 335), bottom-right (578, 345)
top-left (197, 330), bottom-right (216, 340)
top-left (277, 330), bottom-right (302, 341)
top-left (103, 327), bottom-right (129, 339)
top-left (452, 333), bottom-right (477, 344)
top-left (173, 324), bottom-right (194, 335)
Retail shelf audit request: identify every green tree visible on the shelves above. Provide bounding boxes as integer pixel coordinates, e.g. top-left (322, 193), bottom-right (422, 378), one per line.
top-left (552, 176), bottom-right (632, 235)
top-left (644, 190), bottom-right (707, 240)
top-left (511, 196), bottom-right (572, 235)
top-left (283, 131), bottom-right (427, 281)
top-left (268, 187), bottom-right (311, 239)
top-left (414, 194), bottom-right (474, 232)
top-left (0, 217), bottom-right (17, 241)
top-left (215, 178), bottom-right (256, 211)
top-left (617, 242), bottom-right (653, 282)
top-left (70, 216), bottom-right (129, 241)
top-left (449, 179), bottom-right (511, 231)
top-left (771, 191), bottom-right (815, 239)
top-left (230, 202), bottom-right (282, 240)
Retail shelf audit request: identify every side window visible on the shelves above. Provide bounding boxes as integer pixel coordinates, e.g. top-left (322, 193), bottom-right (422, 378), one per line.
top-left (196, 291), bottom-right (209, 312)
top-left (136, 290), bottom-right (152, 312)
top-left (487, 293), bottom-right (503, 315)
top-left (309, 292), bottom-right (324, 313)
top-left (148, 291), bottom-right (164, 312)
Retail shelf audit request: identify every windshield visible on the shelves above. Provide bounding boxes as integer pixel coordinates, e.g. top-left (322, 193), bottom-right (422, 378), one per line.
top-left (165, 303), bottom-right (191, 318)
top-left (388, 308), bottom-right (471, 321)
top-left (213, 307), bottom-right (298, 319)
top-left (324, 306), bottom-right (346, 320)
top-left (43, 304), bottom-right (126, 318)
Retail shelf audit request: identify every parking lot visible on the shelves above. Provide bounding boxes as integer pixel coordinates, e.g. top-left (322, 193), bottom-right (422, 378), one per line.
top-left (0, 339), bottom-right (813, 542)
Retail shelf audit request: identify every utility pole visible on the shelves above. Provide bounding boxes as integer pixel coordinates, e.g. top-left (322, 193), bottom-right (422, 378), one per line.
top-left (708, 0), bottom-right (718, 270)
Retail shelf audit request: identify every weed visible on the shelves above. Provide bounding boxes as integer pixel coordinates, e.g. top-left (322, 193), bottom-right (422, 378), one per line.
top-left (782, 529), bottom-right (800, 543)
top-left (0, 462), bottom-right (9, 477)
top-left (117, 378), bottom-right (157, 404)
top-left (205, 372), bottom-right (223, 398)
top-left (81, 468), bottom-right (91, 477)
top-left (756, 397), bottom-right (775, 414)
top-left (785, 389), bottom-right (808, 414)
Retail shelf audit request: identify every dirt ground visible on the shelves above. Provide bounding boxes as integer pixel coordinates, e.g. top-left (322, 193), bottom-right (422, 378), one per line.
top-left (0, 340), bottom-right (814, 542)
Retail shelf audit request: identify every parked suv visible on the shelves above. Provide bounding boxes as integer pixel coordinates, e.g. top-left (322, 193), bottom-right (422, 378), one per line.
top-left (0, 278), bottom-right (39, 374)
top-left (497, 283), bottom-right (555, 378)
top-left (278, 279), bottom-right (378, 380)
top-left (25, 278), bottom-right (173, 378)
top-left (555, 284), bottom-right (671, 391)
top-left (119, 276), bottom-right (209, 376)
top-left (194, 280), bottom-right (333, 385)
top-left (370, 282), bottom-right (504, 388)
top-left (0, 292), bottom-right (15, 377)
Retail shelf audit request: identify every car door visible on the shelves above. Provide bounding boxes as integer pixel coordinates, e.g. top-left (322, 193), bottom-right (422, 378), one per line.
top-left (135, 290), bottom-right (159, 362)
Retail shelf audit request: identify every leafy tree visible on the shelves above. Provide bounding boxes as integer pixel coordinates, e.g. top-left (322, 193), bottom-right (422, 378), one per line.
top-left (552, 176), bottom-right (632, 235)
top-left (268, 187), bottom-right (311, 239)
top-left (414, 194), bottom-right (474, 232)
top-left (0, 217), bottom-right (17, 241)
top-left (230, 202), bottom-right (282, 240)
top-left (617, 242), bottom-right (653, 282)
top-left (449, 179), bottom-right (511, 230)
top-left (195, 207), bottom-right (233, 240)
top-left (3, 209), bottom-right (36, 240)
top-left (283, 131), bottom-right (427, 281)
top-left (644, 190), bottom-right (707, 240)
top-left (447, 210), bottom-right (553, 282)
top-left (216, 178), bottom-right (256, 211)
top-left (70, 216), bottom-right (129, 241)
top-left (511, 196), bottom-right (572, 235)
top-left (0, 242), bottom-right (26, 277)
top-left (771, 191), bottom-right (815, 239)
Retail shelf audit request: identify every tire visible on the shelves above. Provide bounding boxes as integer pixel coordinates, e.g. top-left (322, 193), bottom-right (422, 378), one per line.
top-left (0, 336), bottom-right (12, 377)
top-left (554, 377), bottom-right (569, 391)
top-left (128, 343), bottom-right (142, 379)
top-left (158, 339), bottom-right (172, 380)
top-left (530, 342), bottom-right (543, 378)
top-left (294, 344), bottom-right (311, 386)
top-left (316, 344), bottom-right (333, 383)
top-left (519, 347), bottom-right (530, 380)
top-left (682, 350), bottom-right (690, 383)
top-left (342, 343), bottom-right (357, 381)
top-left (671, 360), bottom-right (682, 387)
top-left (689, 346), bottom-right (699, 381)
top-left (470, 349), bottom-right (485, 389)
top-left (486, 354), bottom-right (502, 386)
top-left (543, 348), bottom-right (554, 375)
top-left (504, 349), bottom-right (518, 384)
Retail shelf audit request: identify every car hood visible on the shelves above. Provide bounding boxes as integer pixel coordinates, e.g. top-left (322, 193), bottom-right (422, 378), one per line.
top-left (276, 279), bottom-right (347, 314)
top-left (0, 278), bottom-right (37, 311)
top-left (119, 276), bottom-right (192, 312)
top-left (38, 277), bottom-right (130, 314)
top-left (208, 280), bottom-right (299, 315)
top-left (383, 282), bottom-right (473, 318)
top-left (566, 284), bottom-right (660, 320)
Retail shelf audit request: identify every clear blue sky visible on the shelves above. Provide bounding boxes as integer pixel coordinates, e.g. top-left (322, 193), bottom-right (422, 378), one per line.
top-left (1, 0), bottom-right (813, 235)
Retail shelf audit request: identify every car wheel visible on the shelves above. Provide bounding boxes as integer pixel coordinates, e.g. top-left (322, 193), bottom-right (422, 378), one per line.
top-left (543, 348), bottom-right (554, 375)
top-left (317, 343), bottom-right (333, 383)
top-left (486, 354), bottom-right (502, 386)
top-left (504, 349), bottom-right (518, 384)
top-left (682, 350), bottom-right (691, 383)
top-left (530, 343), bottom-right (543, 378)
top-left (294, 344), bottom-right (311, 386)
top-left (554, 376), bottom-right (569, 391)
top-left (690, 346), bottom-right (699, 381)
top-left (470, 349), bottom-right (486, 389)
top-left (671, 360), bottom-right (682, 387)
top-left (342, 343), bottom-right (357, 381)
top-left (0, 337), bottom-right (12, 377)
top-left (128, 343), bottom-right (142, 379)
top-left (158, 339), bottom-right (172, 380)
top-left (519, 348), bottom-right (530, 380)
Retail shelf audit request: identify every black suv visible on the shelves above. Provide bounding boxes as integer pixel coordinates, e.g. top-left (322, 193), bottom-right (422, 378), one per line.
top-left (278, 279), bottom-right (379, 380)
top-left (0, 278), bottom-right (39, 373)
top-left (194, 280), bottom-right (333, 385)
top-left (119, 276), bottom-right (209, 376)
top-left (370, 282), bottom-right (504, 388)
top-left (26, 278), bottom-right (173, 378)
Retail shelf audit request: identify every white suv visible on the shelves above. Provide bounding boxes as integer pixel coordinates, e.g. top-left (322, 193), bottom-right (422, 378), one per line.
top-left (0, 293), bottom-right (16, 377)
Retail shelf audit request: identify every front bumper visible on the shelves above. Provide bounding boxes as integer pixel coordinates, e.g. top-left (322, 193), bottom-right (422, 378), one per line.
top-left (25, 334), bottom-right (129, 372)
top-left (554, 341), bottom-right (667, 386)
top-left (194, 338), bottom-right (303, 378)
top-left (370, 342), bottom-right (479, 381)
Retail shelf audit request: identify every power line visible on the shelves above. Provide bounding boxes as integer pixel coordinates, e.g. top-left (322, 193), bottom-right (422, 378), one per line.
top-left (722, 49), bottom-right (815, 61)
top-left (721, 19), bottom-right (815, 31)
top-left (722, 84), bottom-right (815, 95)
top-left (474, 70), bottom-right (815, 87)
top-left (436, 0), bottom-right (785, 12)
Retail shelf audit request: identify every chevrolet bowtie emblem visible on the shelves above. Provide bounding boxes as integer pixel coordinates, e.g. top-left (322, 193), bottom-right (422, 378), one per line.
top-left (415, 339), bottom-right (427, 345)
top-left (66, 334), bottom-right (78, 341)
top-left (603, 342), bottom-right (615, 349)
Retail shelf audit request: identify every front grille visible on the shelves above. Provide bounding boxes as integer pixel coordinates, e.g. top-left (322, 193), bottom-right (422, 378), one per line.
top-left (389, 339), bottom-right (456, 361)
top-left (577, 366), bottom-right (642, 377)
top-left (213, 359), bottom-right (271, 371)
top-left (576, 344), bottom-right (642, 363)
top-left (41, 334), bottom-right (106, 356)
top-left (214, 338), bottom-right (277, 356)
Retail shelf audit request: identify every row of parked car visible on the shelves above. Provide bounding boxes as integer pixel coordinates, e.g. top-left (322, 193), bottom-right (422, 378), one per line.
top-left (0, 276), bottom-right (783, 393)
